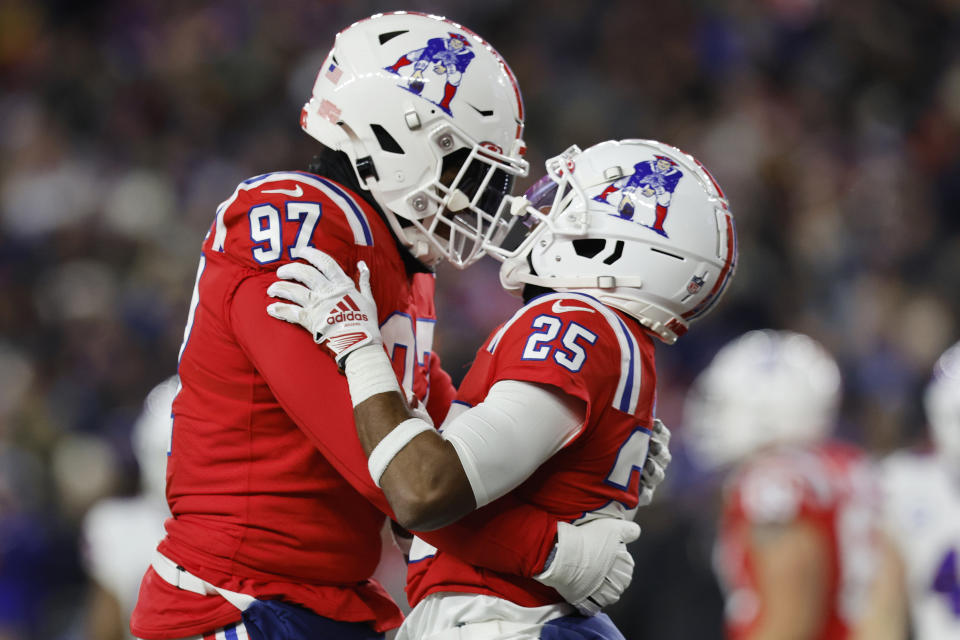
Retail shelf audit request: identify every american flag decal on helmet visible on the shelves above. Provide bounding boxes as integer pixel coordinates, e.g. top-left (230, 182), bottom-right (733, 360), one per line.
top-left (325, 63), bottom-right (343, 84)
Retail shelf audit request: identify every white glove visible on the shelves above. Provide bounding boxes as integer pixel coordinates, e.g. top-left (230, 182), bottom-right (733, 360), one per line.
top-left (637, 418), bottom-right (672, 507)
top-left (266, 246), bottom-right (380, 367)
top-left (534, 518), bottom-right (640, 616)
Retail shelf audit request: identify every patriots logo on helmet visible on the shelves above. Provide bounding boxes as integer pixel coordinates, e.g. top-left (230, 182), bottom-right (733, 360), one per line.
top-left (384, 32), bottom-right (475, 115)
top-left (592, 154), bottom-right (684, 237)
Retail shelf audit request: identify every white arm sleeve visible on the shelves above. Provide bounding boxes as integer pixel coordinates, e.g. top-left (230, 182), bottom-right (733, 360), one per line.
top-left (440, 379), bottom-right (585, 508)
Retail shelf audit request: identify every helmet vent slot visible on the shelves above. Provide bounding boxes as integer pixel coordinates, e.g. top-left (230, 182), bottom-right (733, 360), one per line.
top-left (650, 247), bottom-right (685, 261)
top-left (603, 240), bottom-right (625, 265)
top-left (379, 30), bottom-right (408, 45)
top-left (573, 239), bottom-right (606, 259)
top-left (469, 104), bottom-right (495, 118)
top-left (370, 124), bottom-right (404, 154)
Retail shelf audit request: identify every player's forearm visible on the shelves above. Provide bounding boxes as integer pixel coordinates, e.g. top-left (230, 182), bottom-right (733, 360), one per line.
top-left (350, 388), bottom-right (413, 456)
top-left (345, 346), bottom-right (476, 530)
top-left (747, 522), bottom-right (827, 640)
top-left (849, 534), bottom-right (908, 640)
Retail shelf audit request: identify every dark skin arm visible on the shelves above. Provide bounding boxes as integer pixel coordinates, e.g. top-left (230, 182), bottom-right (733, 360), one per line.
top-left (354, 390), bottom-right (476, 531)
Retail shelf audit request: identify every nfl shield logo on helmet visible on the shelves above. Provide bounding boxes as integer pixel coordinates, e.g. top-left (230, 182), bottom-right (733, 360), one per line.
top-left (687, 275), bottom-right (705, 294)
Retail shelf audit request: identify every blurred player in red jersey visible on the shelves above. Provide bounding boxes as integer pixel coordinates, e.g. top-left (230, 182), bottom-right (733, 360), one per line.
top-left (852, 340), bottom-right (960, 640)
top-left (683, 330), bottom-right (882, 640)
top-left (131, 13), bottom-right (641, 640)
top-left (266, 139), bottom-right (738, 639)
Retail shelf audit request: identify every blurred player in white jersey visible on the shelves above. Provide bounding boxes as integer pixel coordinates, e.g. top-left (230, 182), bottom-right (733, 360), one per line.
top-left (266, 138), bottom-right (738, 639)
top-left (853, 340), bottom-right (960, 640)
top-left (684, 330), bottom-right (881, 640)
top-left (82, 376), bottom-right (176, 640)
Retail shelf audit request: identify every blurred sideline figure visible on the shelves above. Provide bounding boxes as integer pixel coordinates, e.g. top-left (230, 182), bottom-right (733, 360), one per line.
top-left (131, 12), bottom-right (637, 640)
top-left (82, 376), bottom-right (176, 640)
top-left (684, 330), bottom-right (881, 640)
top-left (853, 340), bottom-right (960, 640)
top-left (266, 138), bottom-right (737, 639)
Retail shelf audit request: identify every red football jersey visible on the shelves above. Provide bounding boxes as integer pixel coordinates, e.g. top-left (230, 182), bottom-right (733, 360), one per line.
top-left (405, 291), bottom-right (658, 608)
top-left (715, 441), bottom-right (880, 640)
top-left (131, 171), bottom-right (557, 639)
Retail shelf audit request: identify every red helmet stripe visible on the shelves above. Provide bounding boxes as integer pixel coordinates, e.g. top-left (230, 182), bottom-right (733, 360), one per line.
top-left (682, 213), bottom-right (736, 320)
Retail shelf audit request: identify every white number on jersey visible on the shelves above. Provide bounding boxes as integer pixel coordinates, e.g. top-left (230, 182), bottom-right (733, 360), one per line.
top-left (521, 314), bottom-right (598, 373)
top-left (248, 202), bottom-right (322, 264)
top-left (380, 312), bottom-right (435, 398)
top-left (604, 427), bottom-right (652, 518)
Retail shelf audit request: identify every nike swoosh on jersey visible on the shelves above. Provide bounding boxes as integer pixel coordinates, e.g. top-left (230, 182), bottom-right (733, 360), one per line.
top-left (551, 300), bottom-right (596, 314)
top-left (263, 185), bottom-right (304, 197)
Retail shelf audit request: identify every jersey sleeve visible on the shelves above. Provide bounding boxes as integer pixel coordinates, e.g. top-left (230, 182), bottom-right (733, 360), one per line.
top-left (231, 271), bottom-right (557, 577)
top-left (231, 271), bottom-right (385, 504)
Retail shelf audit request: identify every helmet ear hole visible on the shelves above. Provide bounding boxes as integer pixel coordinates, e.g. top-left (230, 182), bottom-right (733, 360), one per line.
top-left (370, 124), bottom-right (404, 154)
top-left (573, 238), bottom-right (606, 258)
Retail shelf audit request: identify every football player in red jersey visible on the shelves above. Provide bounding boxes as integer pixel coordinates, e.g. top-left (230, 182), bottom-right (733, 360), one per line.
top-left (131, 13), bottom-right (641, 640)
top-left (683, 330), bottom-right (882, 640)
top-left (266, 139), bottom-right (738, 639)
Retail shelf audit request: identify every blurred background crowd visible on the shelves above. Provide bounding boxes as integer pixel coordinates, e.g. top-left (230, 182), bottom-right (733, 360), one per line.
top-left (0, 0), bottom-right (958, 638)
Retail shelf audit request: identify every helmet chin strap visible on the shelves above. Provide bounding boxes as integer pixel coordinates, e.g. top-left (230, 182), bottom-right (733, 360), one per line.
top-left (499, 257), bottom-right (684, 343)
top-left (500, 257), bottom-right (642, 291)
top-left (403, 227), bottom-right (444, 266)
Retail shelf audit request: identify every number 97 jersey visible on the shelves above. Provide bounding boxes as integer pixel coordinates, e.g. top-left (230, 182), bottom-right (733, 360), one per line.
top-left (406, 291), bottom-right (658, 608)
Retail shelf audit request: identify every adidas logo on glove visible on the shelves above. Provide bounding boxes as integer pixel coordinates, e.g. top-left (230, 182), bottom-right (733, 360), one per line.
top-left (327, 310), bottom-right (369, 324)
top-left (327, 296), bottom-right (368, 324)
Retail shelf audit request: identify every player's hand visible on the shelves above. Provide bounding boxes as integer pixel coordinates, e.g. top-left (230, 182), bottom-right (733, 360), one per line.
top-left (266, 246), bottom-right (380, 367)
top-left (637, 418), bottom-right (672, 507)
top-left (534, 518), bottom-right (640, 616)
top-left (433, 64), bottom-right (446, 74)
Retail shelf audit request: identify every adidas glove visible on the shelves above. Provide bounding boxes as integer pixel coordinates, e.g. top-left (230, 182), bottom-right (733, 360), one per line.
top-left (535, 518), bottom-right (641, 616)
top-left (637, 418), bottom-right (672, 507)
top-left (267, 246), bottom-right (380, 368)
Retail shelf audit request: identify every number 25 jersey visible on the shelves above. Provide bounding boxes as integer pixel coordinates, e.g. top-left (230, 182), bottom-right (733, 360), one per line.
top-left (406, 291), bottom-right (658, 609)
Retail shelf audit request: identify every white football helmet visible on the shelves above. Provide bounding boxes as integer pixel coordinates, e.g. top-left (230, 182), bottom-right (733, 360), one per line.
top-left (484, 139), bottom-right (736, 344)
top-left (925, 340), bottom-right (960, 468)
top-left (132, 376), bottom-right (177, 501)
top-left (683, 330), bottom-right (842, 469)
top-left (301, 12), bottom-right (528, 267)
